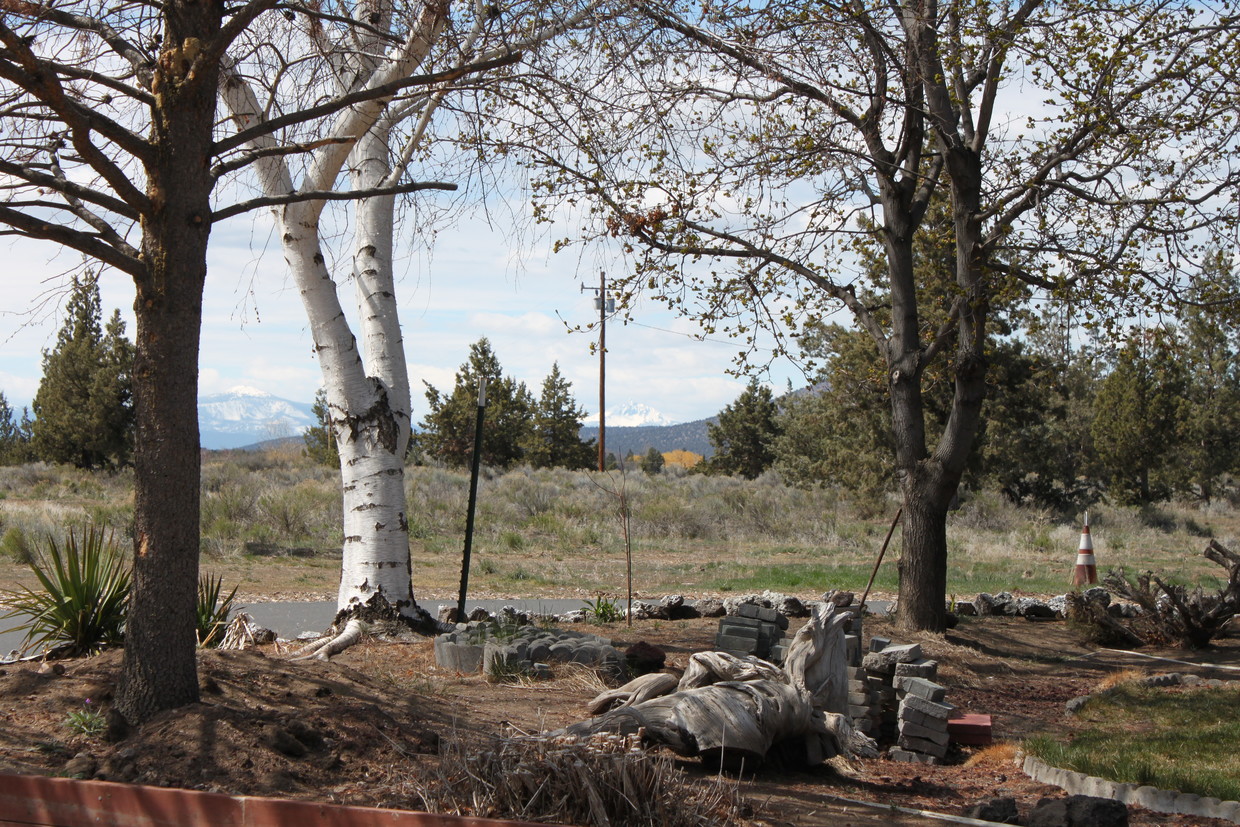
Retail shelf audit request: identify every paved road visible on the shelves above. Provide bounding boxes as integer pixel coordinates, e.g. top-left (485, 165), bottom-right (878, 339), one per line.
top-left (2, 597), bottom-right (892, 659)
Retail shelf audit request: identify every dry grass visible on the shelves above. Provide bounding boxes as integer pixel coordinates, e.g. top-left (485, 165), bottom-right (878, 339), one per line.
top-left (3, 453), bottom-right (1240, 606)
top-left (408, 732), bottom-right (750, 826)
top-left (962, 742), bottom-right (1020, 769)
top-left (1094, 668), bottom-right (1148, 692)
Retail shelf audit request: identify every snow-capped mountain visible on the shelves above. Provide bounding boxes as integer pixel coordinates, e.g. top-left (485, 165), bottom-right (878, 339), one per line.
top-left (199, 385), bottom-right (316, 450)
top-left (581, 401), bottom-right (677, 428)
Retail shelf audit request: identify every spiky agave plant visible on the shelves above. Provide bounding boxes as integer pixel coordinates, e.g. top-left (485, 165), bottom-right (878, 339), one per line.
top-left (196, 573), bottom-right (240, 648)
top-left (0, 525), bottom-right (130, 657)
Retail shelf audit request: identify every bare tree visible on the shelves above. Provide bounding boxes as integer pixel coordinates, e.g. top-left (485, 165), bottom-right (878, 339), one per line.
top-left (219, 0), bottom-right (614, 645)
top-left (0, 0), bottom-right (511, 719)
top-left (516, 0), bottom-right (1240, 630)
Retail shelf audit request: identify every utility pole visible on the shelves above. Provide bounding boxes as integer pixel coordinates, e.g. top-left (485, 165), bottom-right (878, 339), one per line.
top-left (582, 271), bottom-right (614, 471)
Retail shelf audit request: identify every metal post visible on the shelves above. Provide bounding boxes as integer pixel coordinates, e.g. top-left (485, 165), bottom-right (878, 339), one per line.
top-left (456, 376), bottom-right (488, 621)
top-left (598, 270), bottom-right (606, 472)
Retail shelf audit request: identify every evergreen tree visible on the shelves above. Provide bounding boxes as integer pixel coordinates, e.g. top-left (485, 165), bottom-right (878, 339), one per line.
top-left (642, 446), bottom-right (665, 475)
top-left (522, 362), bottom-right (594, 469)
top-left (417, 338), bottom-right (534, 469)
top-left (1092, 329), bottom-right (1187, 505)
top-left (31, 274), bottom-right (134, 469)
top-left (773, 325), bottom-right (893, 494)
top-left (705, 378), bottom-right (781, 479)
top-left (0, 392), bottom-right (34, 465)
top-left (1174, 249), bottom-right (1240, 500)
top-left (303, 389), bottom-right (340, 468)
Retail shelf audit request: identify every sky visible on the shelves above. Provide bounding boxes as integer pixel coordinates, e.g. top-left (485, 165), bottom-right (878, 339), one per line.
top-left (0, 202), bottom-right (809, 426)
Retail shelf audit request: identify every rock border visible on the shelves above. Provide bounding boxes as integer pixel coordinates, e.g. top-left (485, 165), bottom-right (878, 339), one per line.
top-left (1022, 754), bottom-right (1240, 823)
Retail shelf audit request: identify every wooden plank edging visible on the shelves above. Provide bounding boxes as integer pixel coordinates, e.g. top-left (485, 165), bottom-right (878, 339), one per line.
top-left (0, 773), bottom-right (550, 827)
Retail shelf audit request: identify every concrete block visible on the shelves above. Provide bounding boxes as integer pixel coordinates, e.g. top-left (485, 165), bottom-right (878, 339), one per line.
top-left (1214, 800), bottom-right (1240, 822)
top-left (946, 713), bottom-right (992, 746)
top-left (482, 642), bottom-right (523, 674)
top-left (869, 636), bottom-right (892, 653)
top-left (897, 734), bottom-right (948, 758)
top-left (894, 659), bottom-right (938, 680)
top-left (1173, 793), bottom-right (1202, 816)
top-left (715, 634), bottom-right (759, 654)
top-left (720, 616), bottom-right (763, 635)
top-left (897, 720), bottom-right (950, 745)
top-left (896, 677), bottom-right (947, 702)
top-left (737, 603), bottom-right (761, 619)
top-left (1131, 785), bottom-right (1176, 813)
top-left (889, 747), bottom-right (939, 764)
top-left (433, 636), bottom-right (484, 672)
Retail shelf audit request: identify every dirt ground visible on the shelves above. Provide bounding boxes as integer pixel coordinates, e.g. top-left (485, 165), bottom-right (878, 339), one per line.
top-left (2, 612), bottom-right (1238, 826)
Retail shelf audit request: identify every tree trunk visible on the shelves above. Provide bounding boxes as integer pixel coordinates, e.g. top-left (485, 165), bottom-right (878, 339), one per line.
top-left (897, 470), bottom-right (951, 632)
top-left (117, 0), bottom-right (223, 722)
top-left (336, 408), bottom-right (424, 622)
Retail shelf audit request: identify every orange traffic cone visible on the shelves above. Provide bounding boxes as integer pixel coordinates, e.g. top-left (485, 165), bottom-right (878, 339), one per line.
top-left (1073, 511), bottom-right (1096, 587)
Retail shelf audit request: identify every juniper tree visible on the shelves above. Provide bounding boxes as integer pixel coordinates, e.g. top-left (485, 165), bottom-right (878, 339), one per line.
top-left (419, 338), bottom-right (534, 469)
top-left (524, 363), bottom-right (595, 470)
top-left (31, 274), bottom-right (133, 470)
top-left (706, 379), bottom-right (780, 480)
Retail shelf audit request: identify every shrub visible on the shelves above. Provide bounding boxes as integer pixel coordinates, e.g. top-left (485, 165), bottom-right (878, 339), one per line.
top-left (0, 525), bottom-right (130, 656)
top-left (64, 700), bottom-right (107, 737)
top-left (197, 573), bottom-right (241, 648)
top-left (0, 525), bottom-right (33, 564)
top-left (584, 595), bottom-right (624, 624)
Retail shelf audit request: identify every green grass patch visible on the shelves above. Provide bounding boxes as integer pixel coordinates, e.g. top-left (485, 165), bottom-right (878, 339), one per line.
top-left (701, 563), bottom-right (884, 594)
top-left (1025, 684), bottom-right (1240, 802)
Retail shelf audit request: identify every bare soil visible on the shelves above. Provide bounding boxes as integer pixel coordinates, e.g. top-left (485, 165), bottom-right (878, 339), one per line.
top-left (2, 613), bottom-right (1238, 826)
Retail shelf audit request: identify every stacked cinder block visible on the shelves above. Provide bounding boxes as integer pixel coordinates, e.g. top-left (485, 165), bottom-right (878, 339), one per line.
top-left (714, 603), bottom-right (787, 661)
top-left (858, 639), bottom-right (920, 742)
top-left (892, 675), bottom-right (954, 764)
top-left (854, 639), bottom-right (956, 764)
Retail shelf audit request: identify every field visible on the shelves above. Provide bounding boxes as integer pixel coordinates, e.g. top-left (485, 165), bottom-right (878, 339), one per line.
top-left (1, 448), bottom-right (1237, 607)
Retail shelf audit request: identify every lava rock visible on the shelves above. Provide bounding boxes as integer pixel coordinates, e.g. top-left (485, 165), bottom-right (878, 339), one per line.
top-left (964, 797), bottom-right (1019, 824)
top-left (625, 641), bottom-right (666, 675)
top-left (1027, 795), bottom-right (1128, 827)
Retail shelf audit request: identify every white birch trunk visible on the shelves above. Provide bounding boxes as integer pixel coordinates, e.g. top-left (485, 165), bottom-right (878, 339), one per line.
top-left (219, 0), bottom-right (610, 633)
top-left (219, 8), bottom-right (446, 625)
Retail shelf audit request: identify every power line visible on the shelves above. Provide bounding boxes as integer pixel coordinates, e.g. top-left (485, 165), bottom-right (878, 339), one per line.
top-left (625, 319), bottom-right (781, 353)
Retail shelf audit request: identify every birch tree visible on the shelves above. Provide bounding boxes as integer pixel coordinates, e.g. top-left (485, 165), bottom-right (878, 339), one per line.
top-left (520, 0), bottom-right (1240, 630)
top-left (0, 0), bottom-right (516, 719)
top-left (220, 0), bottom-right (613, 638)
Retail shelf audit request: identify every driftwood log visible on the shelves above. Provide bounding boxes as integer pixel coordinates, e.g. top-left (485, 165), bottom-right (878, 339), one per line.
top-left (566, 602), bottom-right (874, 770)
top-left (586, 672), bottom-right (681, 715)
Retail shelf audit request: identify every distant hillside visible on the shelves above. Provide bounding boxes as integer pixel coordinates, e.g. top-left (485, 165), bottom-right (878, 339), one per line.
top-left (580, 417), bottom-right (715, 459)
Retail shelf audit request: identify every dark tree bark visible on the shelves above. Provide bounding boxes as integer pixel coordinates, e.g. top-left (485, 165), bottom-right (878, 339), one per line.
top-left (116, 0), bottom-right (223, 722)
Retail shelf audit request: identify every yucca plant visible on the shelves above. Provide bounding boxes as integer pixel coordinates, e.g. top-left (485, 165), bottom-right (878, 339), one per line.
top-left (0, 525), bottom-right (130, 657)
top-left (196, 573), bottom-right (240, 648)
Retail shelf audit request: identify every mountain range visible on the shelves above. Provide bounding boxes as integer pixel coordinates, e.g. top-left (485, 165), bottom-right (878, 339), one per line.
top-left (198, 388), bottom-right (710, 454)
top-left (199, 386), bottom-right (317, 450)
